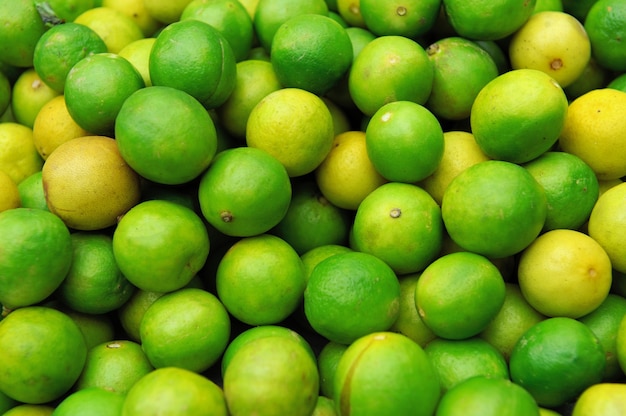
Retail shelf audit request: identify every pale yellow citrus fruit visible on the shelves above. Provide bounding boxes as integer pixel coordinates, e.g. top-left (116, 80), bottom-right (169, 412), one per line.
top-left (102, 0), bottom-right (163, 36)
top-left (74, 6), bottom-right (145, 54)
top-left (143, 0), bottom-right (194, 24)
top-left (572, 383), bottom-right (626, 416)
top-left (118, 38), bottom-right (157, 87)
top-left (0, 122), bottom-right (43, 184)
top-left (10, 68), bottom-right (60, 129)
top-left (0, 170), bottom-right (20, 213)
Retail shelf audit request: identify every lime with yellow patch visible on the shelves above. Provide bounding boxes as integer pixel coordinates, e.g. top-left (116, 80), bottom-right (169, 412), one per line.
top-left (588, 182), bottom-right (626, 274)
top-left (10, 68), bottom-right (61, 129)
top-left (74, 6), bottom-right (144, 54)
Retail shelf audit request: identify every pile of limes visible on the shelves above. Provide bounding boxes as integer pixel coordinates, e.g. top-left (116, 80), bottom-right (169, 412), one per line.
top-left (2, 0), bottom-right (626, 414)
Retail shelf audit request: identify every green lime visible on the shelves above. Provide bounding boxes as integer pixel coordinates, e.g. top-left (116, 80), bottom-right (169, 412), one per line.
top-left (4, 404), bottom-right (54, 416)
top-left (389, 273), bottom-right (437, 347)
top-left (301, 244), bottom-right (353, 284)
top-left (584, 0), bottom-right (626, 72)
top-left (317, 341), bottom-right (348, 399)
top-left (52, 387), bottom-right (125, 416)
top-left (16, 171), bottom-right (48, 211)
top-left (62, 309), bottom-right (116, 350)
top-left (117, 289), bottom-right (165, 342)
top-left (0, 0), bottom-right (48, 68)
top-left (359, 0), bottom-right (440, 38)
top-left (10, 68), bottom-right (60, 129)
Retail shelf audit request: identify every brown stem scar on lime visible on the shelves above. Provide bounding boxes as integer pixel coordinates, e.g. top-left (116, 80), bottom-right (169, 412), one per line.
top-left (220, 211), bottom-right (233, 222)
top-left (551, 58), bottom-right (563, 70)
top-left (390, 208), bottom-right (402, 218)
top-left (397, 7), bottom-right (407, 16)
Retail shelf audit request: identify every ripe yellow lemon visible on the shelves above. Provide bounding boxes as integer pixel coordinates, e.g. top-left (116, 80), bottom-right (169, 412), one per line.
top-left (559, 88), bottom-right (626, 180)
top-left (588, 182), bottom-right (626, 274)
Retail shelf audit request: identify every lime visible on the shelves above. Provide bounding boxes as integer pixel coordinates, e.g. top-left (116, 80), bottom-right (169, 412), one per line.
top-left (117, 290), bottom-right (165, 343)
top-left (0, 124), bottom-right (44, 188)
top-left (62, 309), bottom-right (116, 350)
top-left (334, 332), bottom-right (440, 416)
top-left (304, 251), bottom-right (400, 344)
top-left (33, 22), bottom-right (108, 93)
top-left (509, 317), bottom-right (606, 408)
top-left (52, 387), bottom-right (125, 416)
top-left (42, 136), bottom-right (142, 231)
top-left (348, 35), bottom-right (433, 116)
top-left (102, 0), bottom-right (163, 37)
top-left (572, 383), bottom-right (626, 416)
top-left (317, 341), bottom-right (348, 399)
top-left (0, 208), bottom-right (72, 310)
top-left (351, 182), bottom-right (443, 275)
top-left (337, 0), bottom-right (366, 27)
top-left (117, 38), bottom-right (156, 87)
top-left (139, 288), bottom-right (230, 373)
top-left (122, 367), bottom-right (228, 415)
top-left (415, 251), bottom-right (506, 340)
top-left (142, 0), bottom-right (194, 24)
top-left (5, 404), bottom-right (54, 415)
top-left (360, 0), bottom-right (440, 38)
top-left (470, 68), bottom-right (569, 163)
top-left (441, 160), bottom-right (547, 258)
top-left (313, 396), bottom-right (338, 416)
top-left (115, 86), bottom-right (218, 185)
top-left (57, 232), bottom-right (135, 314)
top-left (425, 36), bottom-right (499, 121)
top-left (0, 307), bottom-right (87, 404)
top-left (0, 171), bottom-right (20, 213)
top-left (301, 244), bottom-right (353, 284)
top-left (10, 68), bottom-right (60, 129)
top-left (149, 19), bottom-right (237, 109)
top-left (73, 6), bottom-right (144, 54)
top-left (246, 88), bottom-right (335, 177)
top-left (584, 0), bottom-right (626, 72)
top-left (64, 53), bottom-right (144, 136)
top-left (389, 273), bottom-right (437, 347)
top-left (365, 101), bottom-right (444, 183)
top-left (216, 234), bottom-right (306, 325)
top-left (197, 146), bottom-right (292, 237)
top-left (0, 0), bottom-right (48, 68)
top-left (223, 335), bottom-right (319, 415)
top-left (588, 182), bottom-right (626, 274)
top-left (112, 200), bottom-right (210, 293)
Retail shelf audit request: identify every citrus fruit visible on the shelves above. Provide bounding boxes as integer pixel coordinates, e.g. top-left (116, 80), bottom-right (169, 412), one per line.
top-left (216, 59), bottom-right (282, 140)
top-left (584, 0), bottom-right (626, 71)
top-left (117, 290), bottom-right (165, 343)
top-left (572, 383), bottom-right (626, 416)
top-left (425, 337), bottom-right (509, 393)
top-left (180, 0), bottom-right (254, 62)
top-left (359, 0), bottom-right (440, 38)
top-left (0, 307), bottom-right (87, 404)
top-left (32, 95), bottom-right (91, 160)
top-left (304, 251), bottom-right (400, 344)
top-left (223, 335), bottom-right (319, 415)
top-left (588, 182), bottom-right (626, 274)
top-left (317, 340), bottom-right (348, 399)
top-left (149, 19), bottom-right (237, 109)
top-left (270, 14), bottom-right (352, 95)
top-left (351, 182), bottom-right (443, 275)
top-left (579, 294), bottom-right (626, 381)
top-left (33, 22), bottom-right (108, 93)
top-left (425, 36), bottom-right (499, 121)
top-left (4, 404), bottom-right (54, 416)
top-left (73, 6), bottom-right (144, 54)
top-left (216, 234), bottom-right (306, 325)
top-left (415, 251), bottom-right (506, 340)
top-left (334, 332), bottom-right (440, 416)
top-left (419, 131), bottom-right (490, 205)
top-left (64, 53), bottom-right (144, 136)
top-left (139, 288), bottom-right (230, 372)
top-left (56, 232), bottom-right (135, 314)
top-left (122, 367), bottom-right (228, 416)
top-left (517, 229), bottom-right (612, 318)
top-left (10, 68), bottom-right (61, 129)
top-left (509, 11), bottom-right (591, 87)
top-left (115, 86), bottom-right (218, 185)
top-left (43, 0), bottom-right (98, 22)
top-left (365, 101), bottom-right (444, 183)
top-left (470, 69), bottom-right (568, 163)
top-left (53, 387), bottom-right (125, 416)
top-left (253, 0), bottom-right (329, 52)
top-left (221, 325), bottom-right (316, 378)
top-left (0, 208), bottom-right (72, 310)
top-left (558, 88), bottom-right (626, 180)
top-left (509, 317), bottom-right (606, 408)
top-left (301, 244), bottom-right (353, 283)
top-left (523, 151), bottom-right (599, 231)
top-left (0, 171), bottom-right (20, 213)
top-left (348, 35), bottom-right (434, 116)
top-left (142, 0), bottom-right (194, 24)
top-left (435, 376), bottom-right (541, 416)
top-left (566, 55), bottom-right (611, 100)
top-left (337, 0), bottom-right (366, 28)
top-left (441, 160), bottom-right (547, 258)
top-left (246, 88), bottom-right (335, 177)
top-left (389, 273), bottom-right (437, 347)
top-left (62, 309), bottom-right (116, 350)
top-left (314, 130), bottom-right (387, 211)
top-left (607, 72), bottom-right (626, 91)
top-left (42, 136), bottom-right (142, 231)
top-left (271, 180), bottom-right (351, 255)
top-left (313, 396), bottom-right (337, 416)
top-left (0, 0), bottom-right (48, 68)
top-left (112, 200), bottom-right (210, 293)
top-left (480, 282), bottom-right (546, 361)
top-left (197, 146), bottom-right (292, 237)
top-left (442, 0), bottom-right (537, 40)
top-left (102, 0), bottom-right (163, 37)
top-left (117, 38), bottom-right (156, 87)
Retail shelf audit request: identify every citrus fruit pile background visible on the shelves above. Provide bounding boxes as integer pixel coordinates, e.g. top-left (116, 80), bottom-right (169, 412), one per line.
top-left (1, 0), bottom-right (626, 415)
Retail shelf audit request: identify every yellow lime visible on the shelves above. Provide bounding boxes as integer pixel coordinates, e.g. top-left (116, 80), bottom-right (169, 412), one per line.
top-left (112, 200), bottom-right (210, 293)
top-left (4, 404), bottom-right (54, 416)
top-left (351, 182), bottom-right (443, 275)
top-left (415, 251), bottom-right (506, 340)
top-left (42, 136), bottom-right (141, 231)
top-left (559, 88), bottom-right (626, 180)
top-left (360, 0), bottom-right (440, 38)
top-left (33, 22), bottom-right (108, 93)
top-left (142, 0), bottom-right (194, 24)
top-left (102, 0), bottom-right (163, 36)
top-left (149, 19), bottom-right (237, 109)
top-left (10, 68), bottom-right (61, 129)
top-left (389, 273), bottom-right (437, 347)
top-left (246, 87), bottom-right (335, 177)
top-left (115, 86), bottom-right (218, 185)
top-left (0, 0), bottom-right (48, 68)
top-left (315, 130), bottom-right (387, 211)
top-left (304, 251), bottom-right (400, 344)
top-left (118, 38), bottom-right (156, 87)
top-left (74, 6), bottom-right (144, 54)
top-left (337, 0), bottom-right (366, 27)
top-left (216, 234), bottom-right (306, 325)
top-left (509, 317), bottom-right (605, 408)
top-left (470, 69), bottom-right (568, 163)
top-left (588, 182), bottom-right (626, 274)
top-left (572, 383), bottom-right (626, 416)
top-left (0, 171), bottom-right (20, 213)
top-left (348, 35), bottom-right (434, 116)
top-left (584, 0), bottom-right (626, 72)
